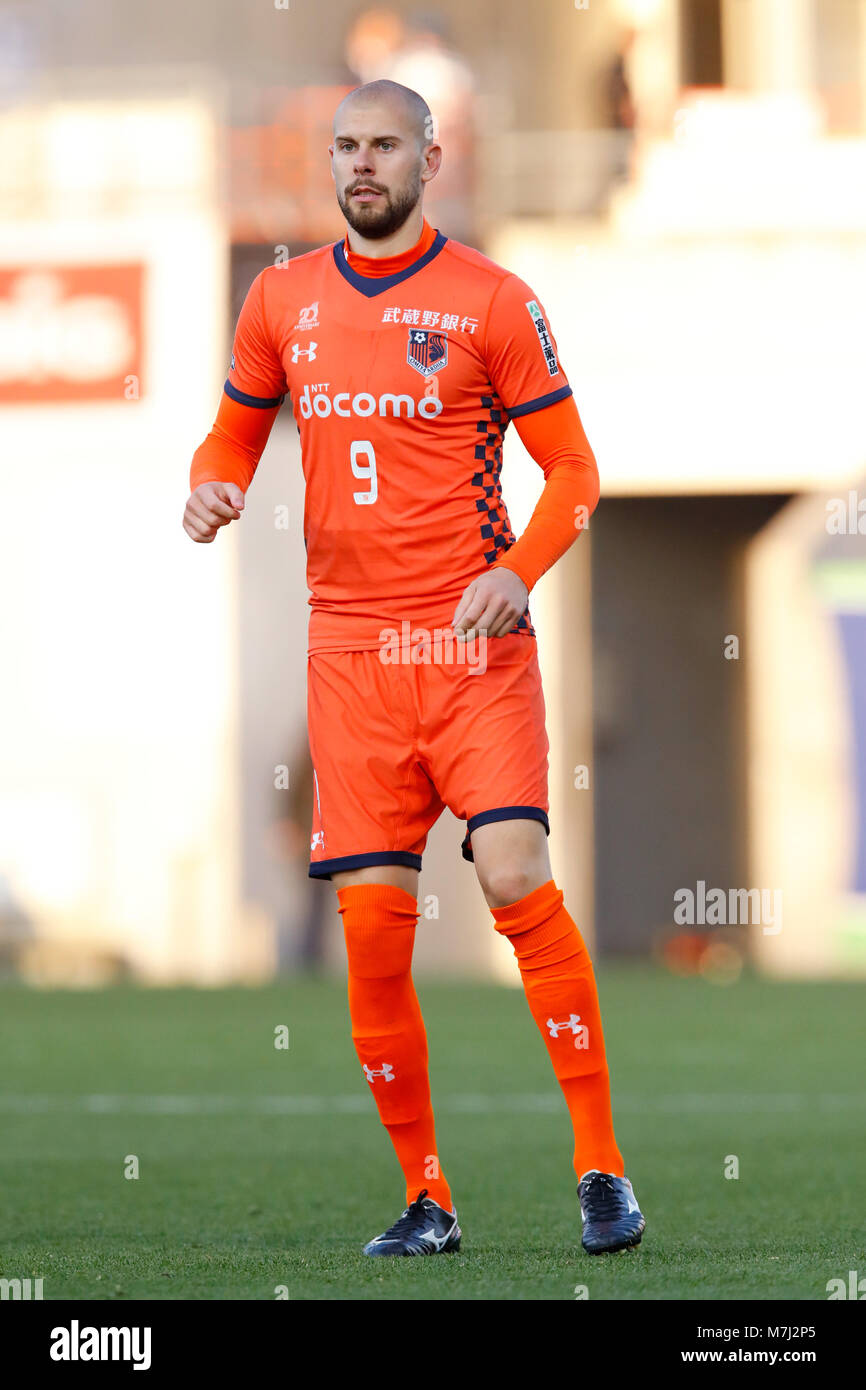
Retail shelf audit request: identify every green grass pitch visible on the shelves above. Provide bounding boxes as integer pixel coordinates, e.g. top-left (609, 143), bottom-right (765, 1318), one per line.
top-left (1, 966), bottom-right (863, 1300)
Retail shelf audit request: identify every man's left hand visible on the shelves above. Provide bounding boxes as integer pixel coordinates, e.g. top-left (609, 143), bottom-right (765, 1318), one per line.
top-left (451, 567), bottom-right (529, 641)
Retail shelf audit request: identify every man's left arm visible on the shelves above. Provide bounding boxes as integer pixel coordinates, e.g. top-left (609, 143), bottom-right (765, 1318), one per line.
top-left (489, 393), bottom-right (599, 593)
top-left (452, 275), bottom-right (599, 640)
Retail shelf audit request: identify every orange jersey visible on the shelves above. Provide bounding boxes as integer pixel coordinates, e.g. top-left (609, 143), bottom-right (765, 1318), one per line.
top-left (225, 220), bottom-right (573, 655)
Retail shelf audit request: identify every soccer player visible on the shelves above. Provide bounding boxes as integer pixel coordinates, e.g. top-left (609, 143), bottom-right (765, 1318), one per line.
top-left (183, 80), bottom-right (645, 1257)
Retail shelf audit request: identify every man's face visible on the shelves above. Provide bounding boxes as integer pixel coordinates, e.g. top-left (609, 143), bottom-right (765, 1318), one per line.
top-left (330, 101), bottom-right (428, 239)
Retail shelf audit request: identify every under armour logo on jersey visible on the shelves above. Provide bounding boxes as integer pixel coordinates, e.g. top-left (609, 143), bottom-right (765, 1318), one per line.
top-left (292, 341), bottom-right (317, 363)
top-left (310, 831), bottom-right (325, 851)
top-left (363, 1063), bottom-right (395, 1084)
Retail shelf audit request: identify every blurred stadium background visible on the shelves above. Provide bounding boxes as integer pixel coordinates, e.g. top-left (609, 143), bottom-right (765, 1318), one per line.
top-left (2, 0), bottom-right (866, 1304)
top-left (2, 0), bottom-right (865, 985)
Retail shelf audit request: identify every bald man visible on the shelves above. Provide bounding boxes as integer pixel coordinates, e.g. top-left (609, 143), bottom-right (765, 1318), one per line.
top-left (184, 80), bottom-right (646, 1260)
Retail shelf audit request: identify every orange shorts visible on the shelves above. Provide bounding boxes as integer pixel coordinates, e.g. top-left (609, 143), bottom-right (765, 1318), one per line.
top-left (307, 631), bottom-right (550, 878)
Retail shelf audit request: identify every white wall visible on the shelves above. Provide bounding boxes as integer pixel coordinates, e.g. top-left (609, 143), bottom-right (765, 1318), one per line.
top-left (0, 99), bottom-right (254, 982)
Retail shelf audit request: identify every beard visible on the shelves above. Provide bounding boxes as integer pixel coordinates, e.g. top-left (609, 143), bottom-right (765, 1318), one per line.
top-left (337, 167), bottom-right (423, 239)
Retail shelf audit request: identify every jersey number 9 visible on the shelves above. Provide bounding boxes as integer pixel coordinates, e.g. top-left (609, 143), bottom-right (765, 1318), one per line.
top-left (351, 440), bottom-right (378, 506)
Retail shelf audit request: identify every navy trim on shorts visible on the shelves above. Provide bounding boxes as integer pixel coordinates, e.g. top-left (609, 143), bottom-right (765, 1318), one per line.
top-left (460, 806), bottom-right (550, 863)
top-left (309, 850), bottom-right (423, 880)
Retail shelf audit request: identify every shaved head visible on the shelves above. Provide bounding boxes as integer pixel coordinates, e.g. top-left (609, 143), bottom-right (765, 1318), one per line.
top-left (330, 79), bottom-right (440, 241)
top-left (334, 79), bottom-right (433, 151)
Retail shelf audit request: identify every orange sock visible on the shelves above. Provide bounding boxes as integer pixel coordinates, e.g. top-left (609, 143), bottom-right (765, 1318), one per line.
top-left (337, 883), bottom-right (452, 1211)
top-left (492, 880), bottom-right (624, 1180)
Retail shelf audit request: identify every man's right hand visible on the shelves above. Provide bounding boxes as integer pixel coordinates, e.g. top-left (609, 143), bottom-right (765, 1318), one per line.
top-left (183, 481), bottom-right (245, 543)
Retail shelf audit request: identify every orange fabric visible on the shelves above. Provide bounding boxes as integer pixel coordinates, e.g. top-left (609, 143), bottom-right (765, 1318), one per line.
top-left (489, 395), bottom-right (600, 595)
top-left (492, 880), bottom-right (624, 1180)
top-left (189, 392), bottom-right (279, 494)
top-left (186, 228), bottom-right (439, 491)
top-left (223, 227), bottom-right (574, 655)
top-left (192, 220), bottom-right (595, 651)
top-left (343, 218), bottom-right (437, 277)
top-left (308, 635), bottom-right (548, 877)
top-left (189, 377), bottom-right (598, 599)
top-left (338, 882), bottom-right (452, 1209)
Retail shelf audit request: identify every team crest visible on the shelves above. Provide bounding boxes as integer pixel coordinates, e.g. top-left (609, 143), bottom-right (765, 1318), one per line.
top-left (407, 328), bottom-right (448, 377)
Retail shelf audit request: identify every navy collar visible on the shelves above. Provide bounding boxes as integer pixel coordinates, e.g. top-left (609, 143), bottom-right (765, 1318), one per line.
top-left (332, 229), bottom-right (448, 298)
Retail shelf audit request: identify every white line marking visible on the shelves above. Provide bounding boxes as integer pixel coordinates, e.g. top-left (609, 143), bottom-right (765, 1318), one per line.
top-left (0, 1092), bottom-right (862, 1116)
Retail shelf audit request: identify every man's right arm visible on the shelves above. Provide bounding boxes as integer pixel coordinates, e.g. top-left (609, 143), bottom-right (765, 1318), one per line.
top-left (183, 268), bottom-right (287, 543)
top-left (183, 394), bottom-right (280, 543)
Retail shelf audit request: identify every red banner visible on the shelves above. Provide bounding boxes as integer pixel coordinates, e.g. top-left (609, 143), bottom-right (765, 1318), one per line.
top-left (0, 263), bottom-right (145, 404)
